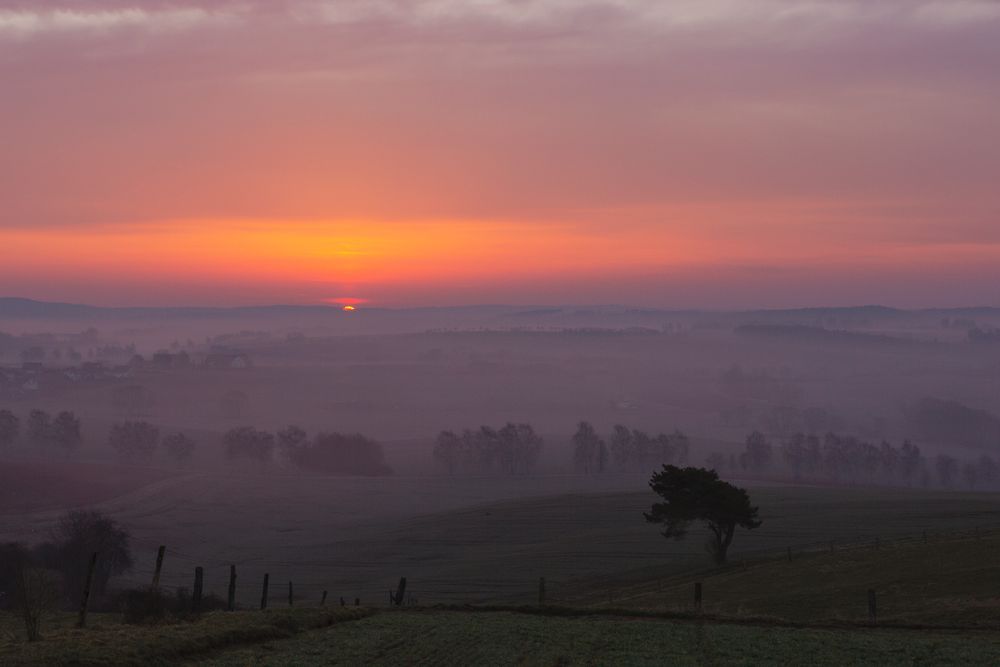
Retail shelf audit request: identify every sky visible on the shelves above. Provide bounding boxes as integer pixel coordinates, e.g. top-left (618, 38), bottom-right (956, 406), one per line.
top-left (1, 0), bottom-right (998, 308)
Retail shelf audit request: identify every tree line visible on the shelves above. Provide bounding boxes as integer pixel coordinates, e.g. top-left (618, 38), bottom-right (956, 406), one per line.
top-left (709, 430), bottom-right (1000, 490)
top-left (573, 422), bottom-right (690, 474)
top-left (433, 423), bottom-right (543, 475)
top-left (223, 425), bottom-right (392, 476)
top-left (0, 408), bottom-right (82, 454)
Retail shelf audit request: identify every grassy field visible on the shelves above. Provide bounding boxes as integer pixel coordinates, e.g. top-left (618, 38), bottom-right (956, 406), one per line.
top-left (5, 607), bottom-right (1000, 666)
top-left (190, 610), bottom-right (1000, 666)
top-left (0, 608), bottom-right (373, 666)
top-left (568, 529), bottom-right (1000, 627)
top-left (3, 478), bottom-right (1000, 610)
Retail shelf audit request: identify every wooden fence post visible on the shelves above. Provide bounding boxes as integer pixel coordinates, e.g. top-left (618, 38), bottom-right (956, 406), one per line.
top-left (288, 581), bottom-right (294, 607)
top-left (355, 597), bottom-right (360, 606)
top-left (321, 590), bottom-right (328, 606)
top-left (538, 577), bottom-right (546, 606)
top-left (392, 577), bottom-right (406, 606)
top-left (867, 589), bottom-right (877, 625)
top-left (227, 565), bottom-right (237, 611)
top-left (76, 552), bottom-right (98, 628)
top-left (193, 567), bottom-right (204, 611)
top-left (694, 582), bottom-right (702, 610)
top-left (340, 597), bottom-right (346, 607)
top-left (152, 545), bottom-right (166, 588)
top-left (260, 573), bottom-right (269, 610)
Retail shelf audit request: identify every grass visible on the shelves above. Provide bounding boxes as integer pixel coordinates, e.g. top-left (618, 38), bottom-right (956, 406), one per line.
top-left (0, 607), bottom-right (373, 667)
top-left (7, 607), bottom-right (1000, 666)
top-left (189, 609), bottom-right (1000, 666)
top-left (560, 528), bottom-right (1000, 627)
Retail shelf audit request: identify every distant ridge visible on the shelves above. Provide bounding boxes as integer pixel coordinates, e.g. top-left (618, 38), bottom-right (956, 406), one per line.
top-left (0, 297), bottom-right (997, 320)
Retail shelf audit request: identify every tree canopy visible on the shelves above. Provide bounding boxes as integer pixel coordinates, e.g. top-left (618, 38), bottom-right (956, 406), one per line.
top-left (644, 465), bottom-right (761, 564)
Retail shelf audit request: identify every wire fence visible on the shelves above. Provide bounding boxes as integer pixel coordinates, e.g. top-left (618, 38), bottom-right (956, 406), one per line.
top-left (111, 522), bottom-right (1000, 611)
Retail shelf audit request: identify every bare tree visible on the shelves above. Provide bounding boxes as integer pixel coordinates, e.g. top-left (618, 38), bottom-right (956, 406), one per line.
top-left (433, 430), bottom-right (463, 475)
top-left (572, 421), bottom-right (604, 474)
top-left (52, 411), bottom-right (83, 454)
top-left (14, 555), bottom-right (62, 642)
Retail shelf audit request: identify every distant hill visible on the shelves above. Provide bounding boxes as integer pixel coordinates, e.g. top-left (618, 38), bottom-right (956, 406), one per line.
top-left (1, 296), bottom-right (998, 324)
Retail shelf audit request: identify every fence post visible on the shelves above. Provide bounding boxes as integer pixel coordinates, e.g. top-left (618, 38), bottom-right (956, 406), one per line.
top-left (340, 597), bottom-right (345, 607)
top-left (354, 597), bottom-right (360, 606)
top-left (76, 552), bottom-right (98, 628)
top-left (288, 581), bottom-right (294, 607)
top-left (694, 582), bottom-right (702, 610)
top-left (392, 577), bottom-right (406, 607)
top-left (538, 577), bottom-right (546, 606)
top-left (152, 545), bottom-right (166, 588)
top-left (321, 590), bottom-right (328, 606)
top-left (193, 567), bottom-right (204, 611)
top-left (260, 573), bottom-right (269, 610)
top-left (787, 547), bottom-right (792, 562)
top-left (227, 565), bottom-right (237, 611)
top-left (867, 589), bottom-right (877, 625)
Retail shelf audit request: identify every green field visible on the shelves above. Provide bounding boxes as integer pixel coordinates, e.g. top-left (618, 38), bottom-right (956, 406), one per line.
top-left (191, 610), bottom-right (1000, 666)
top-left (4, 478), bottom-right (1000, 609)
top-left (4, 607), bottom-right (1000, 666)
top-left (569, 529), bottom-right (1000, 627)
top-left (5, 478), bottom-right (1000, 664)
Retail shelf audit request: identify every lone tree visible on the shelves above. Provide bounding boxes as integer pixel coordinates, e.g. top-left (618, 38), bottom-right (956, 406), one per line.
top-left (644, 465), bottom-right (761, 564)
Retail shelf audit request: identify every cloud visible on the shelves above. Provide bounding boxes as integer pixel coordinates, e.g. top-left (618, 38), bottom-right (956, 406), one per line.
top-left (293, 0), bottom-right (1000, 30)
top-left (0, 6), bottom-right (235, 39)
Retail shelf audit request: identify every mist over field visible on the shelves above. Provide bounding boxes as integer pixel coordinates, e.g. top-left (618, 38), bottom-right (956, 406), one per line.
top-left (4, 297), bottom-right (1000, 594)
top-left (4, 300), bottom-right (1000, 663)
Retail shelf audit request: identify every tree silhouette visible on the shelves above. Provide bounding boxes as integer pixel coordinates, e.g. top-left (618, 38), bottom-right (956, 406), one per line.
top-left (0, 409), bottom-right (19, 447)
top-left (645, 465), bottom-right (761, 564)
top-left (108, 421), bottom-right (160, 463)
top-left (572, 421), bottom-right (606, 474)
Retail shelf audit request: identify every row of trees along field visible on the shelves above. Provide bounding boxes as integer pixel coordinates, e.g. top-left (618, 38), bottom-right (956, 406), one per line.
top-left (223, 425), bottom-right (392, 476)
top-left (0, 408), bottom-right (82, 453)
top-left (433, 423), bottom-right (543, 475)
top-left (572, 422), bottom-right (690, 473)
top-left (0, 408), bottom-right (392, 476)
top-left (712, 431), bottom-right (1000, 490)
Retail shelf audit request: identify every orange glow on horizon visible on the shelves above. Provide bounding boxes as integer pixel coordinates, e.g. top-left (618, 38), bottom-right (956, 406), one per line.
top-left (5, 205), bottom-right (1000, 307)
